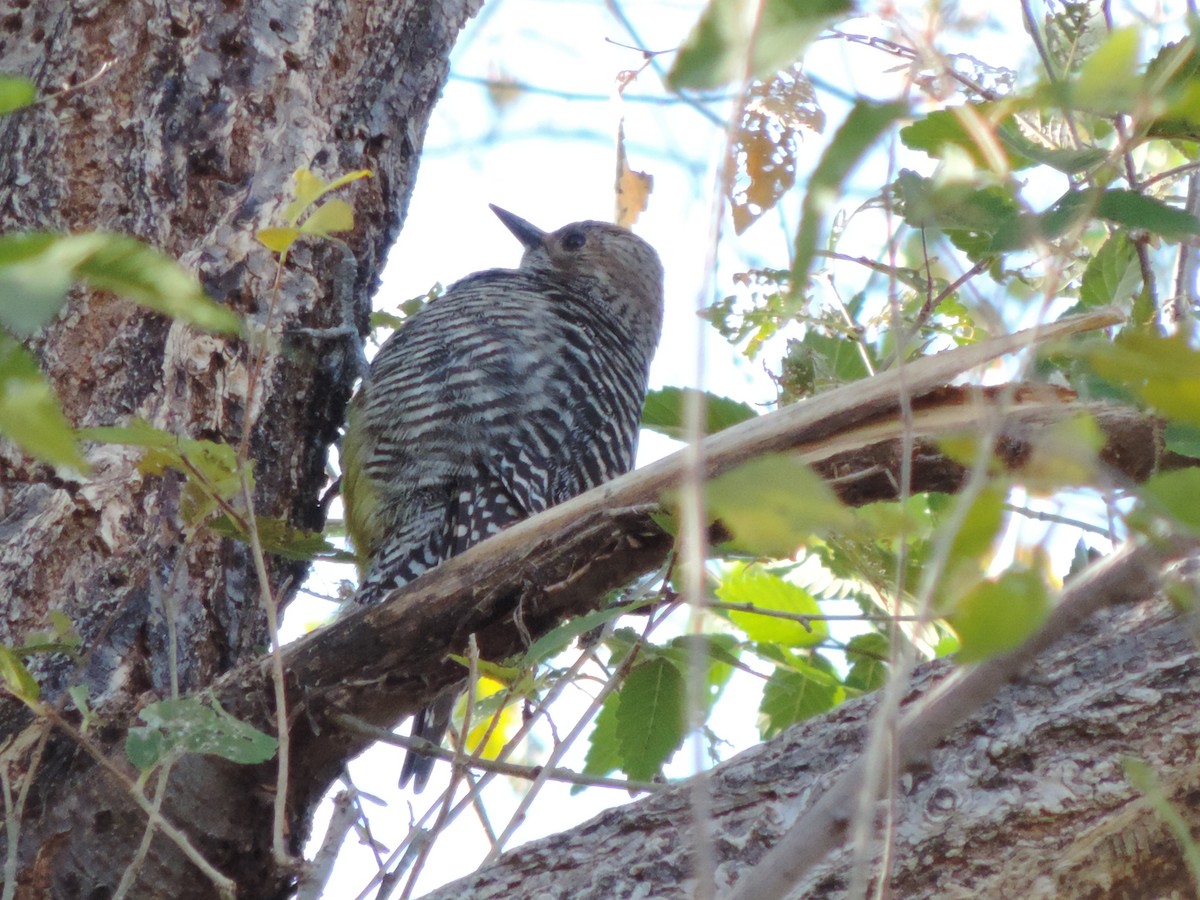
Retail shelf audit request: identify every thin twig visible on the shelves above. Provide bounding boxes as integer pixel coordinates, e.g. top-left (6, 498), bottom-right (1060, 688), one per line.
top-left (707, 599), bottom-right (921, 626)
top-left (238, 472), bottom-right (293, 867)
top-left (348, 583), bottom-right (675, 900)
top-left (449, 73), bottom-right (729, 107)
top-left (332, 721), bottom-right (666, 795)
top-left (1004, 502), bottom-right (1112, 536)
top-left (30, 59), bottom-right (116, 108)
top-left (397, 637), bottom-right (484, 900)
top-left (296, 788), bottom-right (360, 900)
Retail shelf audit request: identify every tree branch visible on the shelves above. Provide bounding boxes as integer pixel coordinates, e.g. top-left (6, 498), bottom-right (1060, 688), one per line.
top-left (229, 311), bottom-right (1154, 807)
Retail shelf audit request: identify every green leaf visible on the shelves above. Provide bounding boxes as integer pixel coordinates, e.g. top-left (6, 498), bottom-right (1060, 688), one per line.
top-left (845, 632), bottom-right (888, 692)
top-left (18, 610), bottom-right (84, 656)
top-left (1146, 37), bottom-right (1200, 141)
top-left (85, 420), bottom-right (246, 526)
top-left (1072, 27), bottom-right (1142, 114)
top-left (935, 483), bottom-right (1007, 608)
top-left (787, 329), bottom-right (872, 394)
top-left (75, 234), bottom-right (241, 333)
top-left (1165, 422), bottom-right (1200, 459)
top-left (0, 332), bottom-right (87, 470)
top-left (792, 100), bottom-right (906, 291)
top-left (668, 0), bottom-right (852, 91)
top-left (0, 232), bottom-right (92, 334)
top-left (1123, 757), bottom-right (1200, 885)
top-left (1020, 414), bottom-right (1103, 491)
top-left (703, 454), bottom-right (855, 558)
top-left (0, 645), bottom-right (40, 706)
top-left (895, 170), bottom-right (1031, 256)
top-left (614, 657), bottom-right (686, 781)
top-left (0, 232), bottom-right (239, 336)
top-left (641, 387), bottom-right (758, 440)
top-left (759, 657), bottom-right (843, 738)
top-left (1080, 233), bottom-right (1141, 309)
top-left (206, 514), bottom-right (342, 561)
top-left (1095, 190), bottom-right (1200, 241)
top-left (125, 697), bottom-right (277, 771)
top-left (901, 105), bottom-right (1035, 171)
top-left (277, 167), bottom-right (373, 227)
top-left (67, 685), bottom-right (96, 733)
top-left (578, 692), bottom-right (622, 791)
top-left (0, 75), bottom-right (37, 115)
top-left (523, 597), bottom-right (657, 668)
top-left (949, 568), bottom-right (1049, 664)
top-left (674, 634), bottom-right (740, 713)
top-left (1141, 469), bottom-right (1200, 533)
top-left (716, 565), bottom-right (827, 647)
top-left (900, 104), bottom-right (1105, 173)
top-left (1084, 332), bottom-right (1200, 426)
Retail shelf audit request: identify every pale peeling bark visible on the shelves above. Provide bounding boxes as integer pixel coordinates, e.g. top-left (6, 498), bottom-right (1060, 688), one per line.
top-left (0, 1), bottom-right (480, 896)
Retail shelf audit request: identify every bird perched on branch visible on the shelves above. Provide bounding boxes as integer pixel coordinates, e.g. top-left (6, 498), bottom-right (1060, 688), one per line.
top-left (341, 204), bottom-right (664, 790)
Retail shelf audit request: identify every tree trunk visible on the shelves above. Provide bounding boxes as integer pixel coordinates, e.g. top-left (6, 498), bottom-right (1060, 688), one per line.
top-left (0, 1), bottom-right (480, 896)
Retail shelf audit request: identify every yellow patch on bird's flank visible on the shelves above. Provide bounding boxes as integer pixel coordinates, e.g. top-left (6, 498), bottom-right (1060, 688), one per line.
top-left (616, 122), bottom-right (652, 228)
top-left (339, 399), bottom-right (380, 573)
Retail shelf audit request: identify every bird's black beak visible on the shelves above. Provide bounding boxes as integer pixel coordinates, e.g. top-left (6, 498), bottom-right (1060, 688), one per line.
top-left (489, 204), bottom-right (545, 251)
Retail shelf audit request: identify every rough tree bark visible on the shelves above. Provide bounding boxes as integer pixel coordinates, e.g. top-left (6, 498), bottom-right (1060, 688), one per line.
top-left (0, 1), bottom-right (480, 896)
top-left (425, 592), bottom-right (1200, 900)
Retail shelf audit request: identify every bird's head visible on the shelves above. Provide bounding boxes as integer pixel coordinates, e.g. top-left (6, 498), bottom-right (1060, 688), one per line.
top-left (489, 204), bottom-right (664, 340)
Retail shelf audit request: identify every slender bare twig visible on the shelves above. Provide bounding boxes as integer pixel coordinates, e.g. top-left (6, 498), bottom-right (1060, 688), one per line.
top-left (449, 73), bottom-right (729, 107)
top-left (296, 788), bottom-right (361, 900)
top-left (334, 714), bottom-right (665, 793)
top-left (28, 59), bottom-right (116, 108)
top-left (706, 599), bottom-right (922, 627)
top-left (238, 471), bottom-right (293, 867)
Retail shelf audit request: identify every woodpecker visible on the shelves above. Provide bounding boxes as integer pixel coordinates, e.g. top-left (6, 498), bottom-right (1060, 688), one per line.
top-left (341, 205), bottom-right (664, 790)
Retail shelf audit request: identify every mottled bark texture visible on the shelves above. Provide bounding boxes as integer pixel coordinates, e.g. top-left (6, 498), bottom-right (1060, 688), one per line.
top-left (426, 598), bottom-right (1200, 900)
top-left (0, 1), bottom-right (480, 896)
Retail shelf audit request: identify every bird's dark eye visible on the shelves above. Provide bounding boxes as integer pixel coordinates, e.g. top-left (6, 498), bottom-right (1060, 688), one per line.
top-left (561, 230), bottom-right (586, 251)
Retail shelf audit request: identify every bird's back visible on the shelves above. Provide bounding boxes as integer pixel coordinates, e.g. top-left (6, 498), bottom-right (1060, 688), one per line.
top-left (345, 263), bottom-right (659, 604)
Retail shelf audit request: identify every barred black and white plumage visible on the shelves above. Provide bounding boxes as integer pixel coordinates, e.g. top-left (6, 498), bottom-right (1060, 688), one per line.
top-left (341, 205), bottom-right (664, 790)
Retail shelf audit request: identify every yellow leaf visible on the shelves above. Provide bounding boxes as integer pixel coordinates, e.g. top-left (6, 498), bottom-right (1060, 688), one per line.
top-left (300, 199), bottom-right (355, 237)
top-left (257, 227), bottom-right (300, 253)
top-left (292, 168), bottom-right (328, 207)
top-left (322, 169), bottom-right (373, 193)
top-left (615, 122), bottom-right (652, 228)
